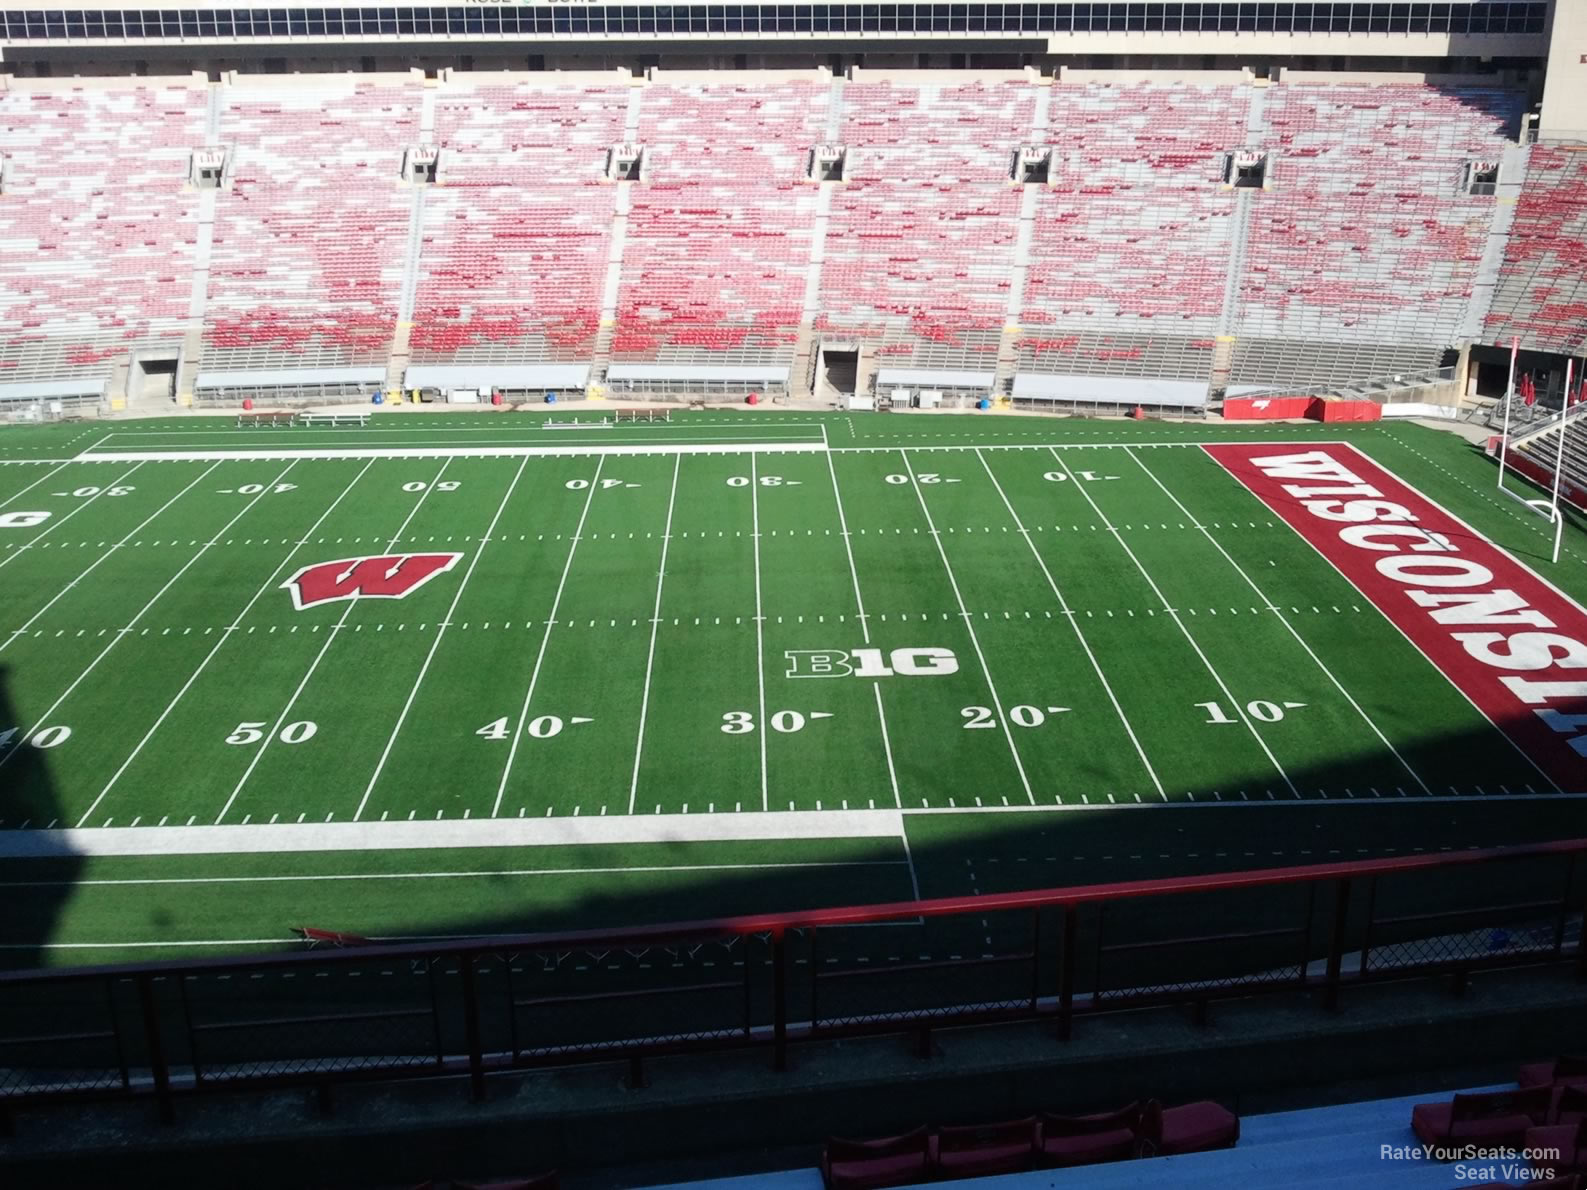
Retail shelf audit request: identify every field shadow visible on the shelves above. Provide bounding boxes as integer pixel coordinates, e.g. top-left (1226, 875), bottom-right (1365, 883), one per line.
top-left (0, 665), bottom-right (82, 974)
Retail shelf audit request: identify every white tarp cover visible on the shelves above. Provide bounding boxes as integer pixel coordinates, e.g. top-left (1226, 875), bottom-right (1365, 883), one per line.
top-left (0, 378), bottom-right (105, 400)
top-left (605, 364), bottom-right (788, 383)
top-left (874, 368), bottom-right (995, 390)
top-left (404, 364), bottom-right (590, 390)
top-left (196, 367), bottom-right (384, 389)
top-left (1012, 374), bottom-right (1208, 408)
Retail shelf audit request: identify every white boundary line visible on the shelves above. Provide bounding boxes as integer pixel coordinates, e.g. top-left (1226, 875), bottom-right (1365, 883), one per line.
top-left (0, 461), bottom-right (298, 786)
top-left (490, 455), bottom-right (605, 817)
top-left (900, 449), bottom-right (1036, 805)
top-left (78, 442), bottom-right (827, 462)
top-left (752, 453), bottom-right (770, 812)
top-left (626, 455), bottom-right (682, 815)
top-left (6, 808), bottom-right (909, 857)
top-left (213, 459), bottom-right (453, 824)
top-left (352, 455), bottom-right (533, 821)
top-left (1127, 445), bottom-right (1433, 795)
top-left (75, 459), bottom-right (379, 827)
top-left (974, 448), bottom-right (1166, 800)
top-left (0, 459), bottom-right (78, 509)
top-left (0, 461), bottom-right (221, 654)
top-left (1048, 446), bottom-right (1300, 796)
top-left (0, 460), bottom-right (147, 574)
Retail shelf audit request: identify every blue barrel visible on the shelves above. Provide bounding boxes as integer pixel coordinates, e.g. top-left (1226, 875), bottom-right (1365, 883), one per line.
top-left (545, 391), bottom-right (558, 404)
top-left (976, 398), bottom-right (990, 410)
top-left (372, 391), bottom-right (384, 405)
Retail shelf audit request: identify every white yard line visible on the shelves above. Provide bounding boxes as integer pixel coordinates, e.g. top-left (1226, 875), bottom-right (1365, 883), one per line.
top-left (1127, 445), bottom-right (1432, 796)
top-left (975, 448), bottom-right (1166, 800)
top-left (352, 456), bottom-right (533, 821)
top-left (900, 449), bottom-right (1036, 805)
top-left (825, 449), bottom-right (903, 810)
top-left (0, 462), bottom-right (220, 654)
top-left (0, 460), bottom-right (146, 574)
top-left (490, 456), bottom-right (606, 818)
top-left (80, 442), bottom-right (826, 463)
top-left (1049, 446), bottom-right (1299, 796)
top-left (627, 455), bottom-right (682, 815)
top-left (212, 460), bottom-right (453, 824)
top-left (0, 459), bottom-right (78, 511)
top-left (76, 460), bottom-right (378, 827)
top-left (3, 859), bottom-right (912, 888)
top-left (752, 453), bottom-right (770, 813)
top-left (0, 461), bottom-right (298, 788)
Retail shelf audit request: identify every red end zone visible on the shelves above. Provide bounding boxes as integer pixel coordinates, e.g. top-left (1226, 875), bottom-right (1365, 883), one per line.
top-left (1204, 442), bottom-right (1587, 792)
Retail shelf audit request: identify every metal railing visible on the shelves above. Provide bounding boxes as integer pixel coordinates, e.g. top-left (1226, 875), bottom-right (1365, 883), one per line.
top-left (1230, 366), bottom-right (1456, 406)
top-left (0, 839), bottom-right (1581, 1128)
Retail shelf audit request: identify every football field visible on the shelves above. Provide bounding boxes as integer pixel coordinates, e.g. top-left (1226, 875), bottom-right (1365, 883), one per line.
top-left (1, 411), bottom-right (1585, 968)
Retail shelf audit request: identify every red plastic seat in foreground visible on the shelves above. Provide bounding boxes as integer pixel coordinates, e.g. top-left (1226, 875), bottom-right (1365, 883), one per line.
top-left (935, 1117), bottom-right (1039, 1178)
top-left (1037, 1103), bottom-right (1142, 1168)
top-left (1525, 1120), bottom-right (1587, 1176)
top-left (1411, 1086), bottom-right (1554, 1153)
top-left (1521, 1058), bottom-right (1587, 1090)
top-left (820, 1126), bottom-right (934, 1190)
top-left (1137, 1099), bottom-right (1240, 1157)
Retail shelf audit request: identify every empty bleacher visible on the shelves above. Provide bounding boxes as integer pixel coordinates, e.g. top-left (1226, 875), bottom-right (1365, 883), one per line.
top-left (201, 79), bottom-right (419, 374)
top-left (411, 80), bottom-right (628, 366)
top-left (0, 82), bottom-right (204, 386)
top-left (0, 72), bottom-right (1556, 403)
top-left (1486, 144), bottom-right (1587, 356)
top-left (614, 80), bottom-right (825, 369)
top-left (817, 79), bottom-right (1028, 371)
top-left (1236, 83), bottom-right (1520, 346)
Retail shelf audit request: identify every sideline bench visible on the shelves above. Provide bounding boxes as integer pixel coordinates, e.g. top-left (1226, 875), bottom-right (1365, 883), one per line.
top-left (236, 410), bottom-right (295, 427)
top-left (297, 412), bottom-right (370, 428)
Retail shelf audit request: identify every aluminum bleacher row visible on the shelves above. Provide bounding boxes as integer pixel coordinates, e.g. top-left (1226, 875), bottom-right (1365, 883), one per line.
top-left (0, 74), bottom-right (1532, 403)
top-left (1486, 144), bottom-right (1587, 357)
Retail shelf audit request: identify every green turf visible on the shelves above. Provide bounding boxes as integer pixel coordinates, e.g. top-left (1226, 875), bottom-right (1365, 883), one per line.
top-left (0, 410), bottom-right (1583, 967)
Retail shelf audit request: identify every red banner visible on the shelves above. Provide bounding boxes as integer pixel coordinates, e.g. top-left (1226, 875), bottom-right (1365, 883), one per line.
top-left (1204, 442), bottom-right (1587, 791)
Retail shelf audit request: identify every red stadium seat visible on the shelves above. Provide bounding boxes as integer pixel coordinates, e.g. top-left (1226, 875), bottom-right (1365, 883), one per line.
top-left (819, 1126), bottom-right (934, 1190)
top-left (1136, 1099), bottom-right (1240, 1157)
top-left (935, 1117), bottom-right (1039, 1178)
top-left (1411, 1086), bottom-right (1554, 1153)
top-left (1037, 1102), bottom-right (1141, 1168)
top-left (1521, 1058), bottom-right (1587, 1090)
top-left (1524, 1121), bottom-right (1587, 1177)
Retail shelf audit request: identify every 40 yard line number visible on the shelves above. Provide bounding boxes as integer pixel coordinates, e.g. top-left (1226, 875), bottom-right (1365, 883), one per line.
top-left (0, 725), bottom-right (71, 750)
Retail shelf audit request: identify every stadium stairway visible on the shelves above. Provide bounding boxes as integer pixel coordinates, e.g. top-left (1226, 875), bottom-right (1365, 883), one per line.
top-left (636, 1087), bottom-right (1517, 1190)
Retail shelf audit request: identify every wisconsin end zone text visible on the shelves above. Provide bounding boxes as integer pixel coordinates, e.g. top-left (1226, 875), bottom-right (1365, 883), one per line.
top-left (1206, 442), bottom-right (1587, 792)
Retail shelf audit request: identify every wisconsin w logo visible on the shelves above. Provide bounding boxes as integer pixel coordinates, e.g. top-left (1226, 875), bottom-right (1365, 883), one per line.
top-left (282, 553), bottom-right (462, 611)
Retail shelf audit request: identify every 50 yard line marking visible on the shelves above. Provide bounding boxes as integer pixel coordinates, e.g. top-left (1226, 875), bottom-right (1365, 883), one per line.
top-left (627, 455), bottom-right (681, 816)
top-left (213, 459), bottom-right (453, 824)
top-left (352, 455), bottom-right (532, 821)
top-left (490, 456), bottom-right (605, 818)
top-left (0, 460), bottom-right (299, 792)
top-left (975, 448), bottom-right (1165, 801)
top-left (1050, 446), bottom-right (1298, 797)
top-left (752, 453), bottom-right (769, 813)
top-left (901, 449), bottom-right (1035, 805)
top-left (76, 459), bottom-right (377, 828)
top-left (1127, 446), bottom-right (1431, 796)
top-left (0, 461), bottom-right (221, 652)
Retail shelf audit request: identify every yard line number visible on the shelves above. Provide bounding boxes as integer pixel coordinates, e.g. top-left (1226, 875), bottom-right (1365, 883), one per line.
top-left (720, 710), bottom-right (831, 734)
top-left (726, 475), bottom-right (800, 487)
top-left (402, 480), bottom-right (461, 493)
top-left (1196, 699), bottom-right (1307, 724)
top-left (228, 483), bottom-right (298, 495)
top-left (55, 485), bottom-right (135, 498)
top-left (0, 725), bottom-right (71, 750)
top-left (0, 511), bottom-right (51, 528)
top-left (226, 720), bottom-right (319, 745)
top-left (886, 473), bottom-right (958, 485)
top-left (961, 705), bottom-right (1069, 730)
top-left (476, 715), bottom-right (593, 740)
top-left (564, 478), bottom-right (632, 490)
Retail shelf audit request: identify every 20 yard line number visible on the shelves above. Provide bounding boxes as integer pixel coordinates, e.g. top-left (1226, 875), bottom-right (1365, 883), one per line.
top-left (962, 705), bottom-right (1069, 730)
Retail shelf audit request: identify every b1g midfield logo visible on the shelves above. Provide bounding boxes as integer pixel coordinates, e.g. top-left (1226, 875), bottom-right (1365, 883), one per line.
top-left (282, 553), bottom-right (462, 611)
top-left (785, 647), bottom-right (959, 679)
